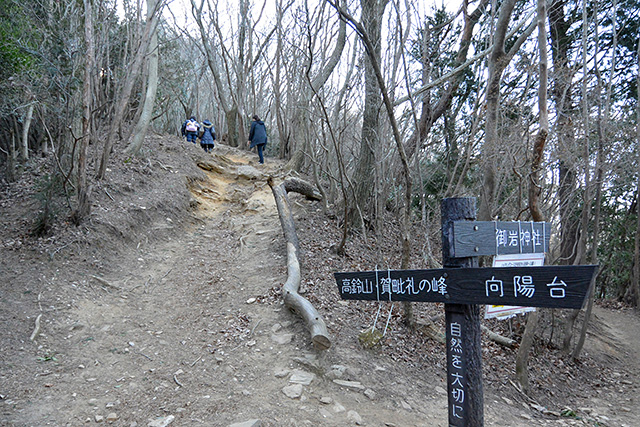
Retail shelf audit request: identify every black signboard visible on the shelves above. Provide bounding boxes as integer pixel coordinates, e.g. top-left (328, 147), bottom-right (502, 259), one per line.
top-left (451, 221), bottom-right (551, 258)
top-left (334, 265), bottom-right (597, 309)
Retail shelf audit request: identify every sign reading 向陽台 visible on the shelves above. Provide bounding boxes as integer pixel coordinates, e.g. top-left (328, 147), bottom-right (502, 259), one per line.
top-left (335, 265), bottom-right (596, 309)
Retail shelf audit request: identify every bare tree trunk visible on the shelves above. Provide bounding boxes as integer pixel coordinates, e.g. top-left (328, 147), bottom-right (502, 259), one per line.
top-left (71, 0), bottom-right (95, 225)
top-left (478, 0), bottom-right (536, 221)
top-left (572, 0), bottom-right (611, 358)
top-left (550, 0), bottom-right (579, 267)
top-left (632, 39), bottom-right (640, 307)
top-left (515, 311), bottom-right (538, 393)
top-left (125, 0), bottom-right (159, 157)
top-left (345, 0), bottom-right (388, 228)
top-left (563, 0), bottom-right (592, 354)
top-left (329, 0), bottom-right (413, 324)
top-left (403, 0), bottom-right (489, 161)
top-left (21, 101), bottom-right (34, 161)
top-left (97, 0), bottom-right (162, 179)
top-left (516, 0), bottom-right (548, 392)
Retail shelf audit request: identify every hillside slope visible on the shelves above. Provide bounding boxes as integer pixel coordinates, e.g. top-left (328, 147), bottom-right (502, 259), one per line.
top-left (1, 135), bottom-right (638, 426)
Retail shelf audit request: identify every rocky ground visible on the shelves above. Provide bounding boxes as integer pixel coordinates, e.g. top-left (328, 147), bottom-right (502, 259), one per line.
top-left (1, 135), bottom-right (639, 426)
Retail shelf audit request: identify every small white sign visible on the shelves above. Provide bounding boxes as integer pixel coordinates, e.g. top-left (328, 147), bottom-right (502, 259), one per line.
top-left (485, 253), bottom-right (545, 320)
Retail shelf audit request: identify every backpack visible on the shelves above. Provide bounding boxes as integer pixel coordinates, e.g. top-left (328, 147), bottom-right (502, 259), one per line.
top-left (186, 120), bottom-right (198, 132)
top-left (197, 127), bottom-right (205, 138)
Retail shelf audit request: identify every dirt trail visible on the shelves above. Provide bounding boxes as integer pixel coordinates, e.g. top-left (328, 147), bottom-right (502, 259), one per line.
top-left (1, 139), bottom-right (639, 426)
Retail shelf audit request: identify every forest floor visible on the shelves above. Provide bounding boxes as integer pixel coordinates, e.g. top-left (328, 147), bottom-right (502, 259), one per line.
top-left (1, 134), bottom-right (639, 427)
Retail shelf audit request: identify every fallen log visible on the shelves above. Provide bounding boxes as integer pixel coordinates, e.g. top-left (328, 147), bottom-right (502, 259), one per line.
top-left (481, 325), bottom-right (516, 348)
top-left (269, 176), bottom-right (331, 351)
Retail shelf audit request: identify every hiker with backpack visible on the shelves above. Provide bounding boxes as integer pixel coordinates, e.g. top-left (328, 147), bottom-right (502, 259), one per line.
top-left (198, 120), bottom-right (216, 153)
top-left (247, 114), bottom-right (267, 164)
top-left (181, 116), bottom-right (200, 144)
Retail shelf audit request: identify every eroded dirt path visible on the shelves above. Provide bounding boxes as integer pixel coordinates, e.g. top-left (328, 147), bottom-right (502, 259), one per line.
top-left (2, 140), bottom-right (640, 426)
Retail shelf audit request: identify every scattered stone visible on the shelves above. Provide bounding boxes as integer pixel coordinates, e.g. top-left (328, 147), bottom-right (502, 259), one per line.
top-left (621, 380), bottom-right (633, 385)
top-left (237, 165), bottom-right (262, 180)
top-left (621, 407), bottom-right (631, 412)
top-left (282, 383), bottom-right (303, 399)
top-left (318, 396), bottom-right (333, 405)
top-left (502, 396), bottom-right (514, 405)
top-left (148, 415), bottom-right (175, 427)
top-left (228, 420), bottom-right (261, 427)
top-left (400, 400), bottom-right (412, 411)
top-left (274, 369), bottom-right (290, 378)
top-left (95, 415), bottom-right (104, 423)
top-left (364, 389), bottom-right (376, 400)
top-left (289, 370), bottom-right (315, 386)
top-left (347, 410), bottom-right (364, 425)
top-left (325, 365), bottom-right (347, 380)
top-left (333, 379), bottom-right (365, 390)
top-left (435, 386), bottom-right (447, 395)
top-left (333, 402), bottom-right (346, 413)
top-left (246, 298), bottom-right (256, 304)
top-left (292, 355), bottom-right (321, 372)
top-left (520, 413), bottom-right (532, 420)
top-left (530, 403), bottom-right (546, 413)
top-left (271, 333), bottom-right (293, 345)
top-left (106, 413), bottom-right (118, 422)
top-left (358, 328), bottom-right (383, 349)
top-left (319, 408), bottom-right (333, 419)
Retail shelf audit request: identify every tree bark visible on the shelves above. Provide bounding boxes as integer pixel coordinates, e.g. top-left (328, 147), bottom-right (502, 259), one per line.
top-left (635, 39), bottom-right (640, 307)
top-left (71, 0), bottom-right (95, 225)
top-left (549, 0), bottom-right (579, 266)
top-left (403, 0), bottom-right (489, 161)
top-left (517, 0), bottom-right (549, 391)
top-left (346, 0), bottom-right (388, 228)
top-left (515, 311), bottom-right (538, 393)
top-left (125, 0), bottom-right (160, 157)
top-left (478, 0), bottom-right (536, 220)
top-left (21, 101), bottom-right (34, 161)
top-left (97, 0), bottom-right (162, 179)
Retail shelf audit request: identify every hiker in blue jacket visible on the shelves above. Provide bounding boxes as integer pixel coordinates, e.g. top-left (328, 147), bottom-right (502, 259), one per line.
top-left (247, 115), bottom-right (267, 164)
top-left (198, 120), bottom-right (216, 153)
top-left (181, 116), bottom-right (200, 144)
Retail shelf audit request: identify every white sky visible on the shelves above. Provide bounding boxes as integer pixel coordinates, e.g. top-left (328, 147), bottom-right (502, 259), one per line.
top-left (117, 0), bottom-right (458, 28)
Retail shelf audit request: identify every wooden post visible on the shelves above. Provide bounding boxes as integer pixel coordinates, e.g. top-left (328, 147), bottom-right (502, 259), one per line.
top-left (441, 198), bottom-right (483, 426)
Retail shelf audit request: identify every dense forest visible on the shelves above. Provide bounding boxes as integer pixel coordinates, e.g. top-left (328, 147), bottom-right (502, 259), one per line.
top-left (1, 0), bottom-right (639, 389)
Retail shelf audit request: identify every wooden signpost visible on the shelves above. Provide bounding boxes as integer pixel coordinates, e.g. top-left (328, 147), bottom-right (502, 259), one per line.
top-left (333, 198), bottom-right (598, 426)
